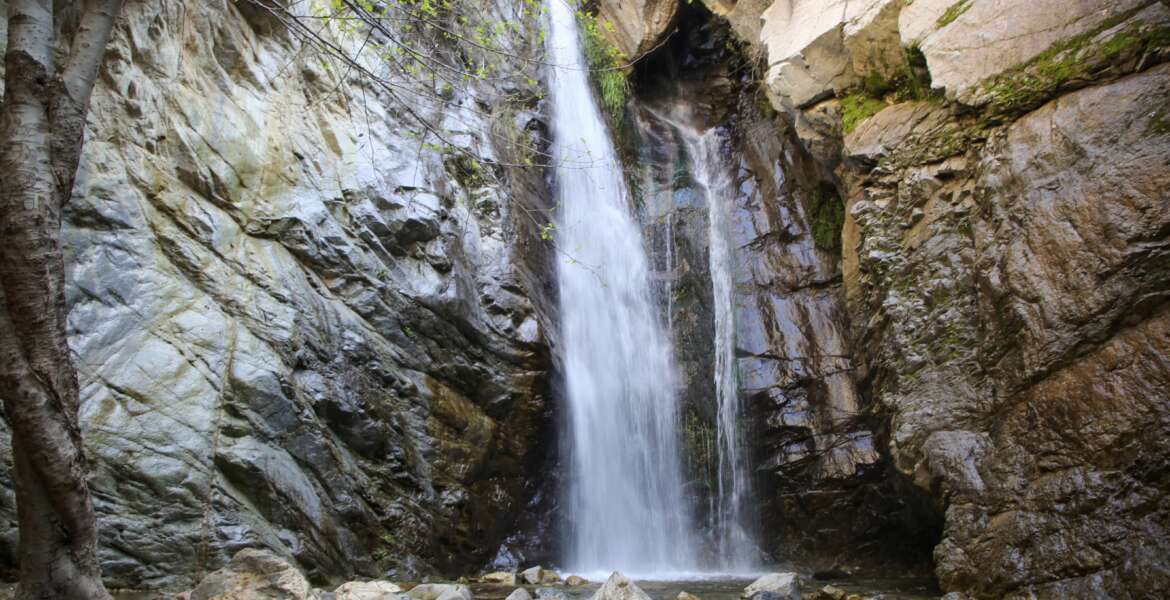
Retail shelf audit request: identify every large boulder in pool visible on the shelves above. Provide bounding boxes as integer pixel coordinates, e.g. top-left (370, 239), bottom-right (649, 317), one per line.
top-left (335, 581), bottom-right (406, 600)
top-left (407, 584), bottom-right (473, 600)
top-left (742, 573), bottom-right (800, 600)
top-left (590, 572), bottom-right (651, 600)
top-left (187, 548), bottom-right (313, 600)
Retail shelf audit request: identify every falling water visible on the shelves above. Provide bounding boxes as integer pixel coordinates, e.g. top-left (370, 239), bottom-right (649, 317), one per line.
top-left (636, 97), bottom-right (761, 572)
top-left (684, 127), bottom-right (757, 571)
top-left (546, 0), bottom-right (701, 578)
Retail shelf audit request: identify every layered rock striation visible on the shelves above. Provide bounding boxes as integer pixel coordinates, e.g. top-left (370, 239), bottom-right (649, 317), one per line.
top-left (0, 0), bottom-right (557, 590)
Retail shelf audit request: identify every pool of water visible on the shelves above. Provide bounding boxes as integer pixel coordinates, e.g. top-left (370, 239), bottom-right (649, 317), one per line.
top-left (467, 575), bottom-right (941, 600)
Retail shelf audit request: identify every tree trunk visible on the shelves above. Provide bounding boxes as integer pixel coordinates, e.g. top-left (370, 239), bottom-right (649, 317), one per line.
top-left (0, 0), bottom-right (122, 597)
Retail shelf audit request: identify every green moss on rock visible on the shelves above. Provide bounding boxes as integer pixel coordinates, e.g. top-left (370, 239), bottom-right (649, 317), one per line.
top-left (980, 8), bottom-right (1170, 118)
top-left (809, 182), bottom-right (846, 253)
top-left (578, 10), bottom-right (630, 126)
top-left (841, 92), bottom-right (888, 134)
top-left (936, 0), bottom-right (974, 28)
top-left (841, 46), bottom-right (939, 134)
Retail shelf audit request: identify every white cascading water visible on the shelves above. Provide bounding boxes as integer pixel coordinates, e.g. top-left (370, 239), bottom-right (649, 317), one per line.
top-left (545, 0), bottom-right (702, 578)
top-left (684, 127), bottom-right (757, 571)
top-left (638, 98), bottom-right (762, 572)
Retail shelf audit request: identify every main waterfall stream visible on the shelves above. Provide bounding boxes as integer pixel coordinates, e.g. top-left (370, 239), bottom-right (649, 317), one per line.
top-left (546, 0), bottom-right (701, 578)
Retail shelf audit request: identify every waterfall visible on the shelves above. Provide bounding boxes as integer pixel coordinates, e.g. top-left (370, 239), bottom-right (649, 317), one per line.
top-left (546, 0), bottom-right (701, 578)
top-left (684, 128), bottom-right (757, 572)
top-left (637, 99), bottom-right (761, 572)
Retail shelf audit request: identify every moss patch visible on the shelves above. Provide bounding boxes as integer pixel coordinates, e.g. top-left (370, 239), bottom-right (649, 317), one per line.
top-left (809, 182), bottom-right (846, 253)
top-left (841, 46), bottom-right (939, 134)
top-left (936, 0), bottom-right (974, 28)
top-left (841, 92), bottom-right (888, 134)
top-left (980, 7), bottom-right (1170, 119)
top-left (578, 10), bottom-right (631, 126)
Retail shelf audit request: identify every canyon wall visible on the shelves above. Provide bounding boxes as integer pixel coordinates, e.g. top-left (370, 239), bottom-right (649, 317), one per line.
top-left (625, 10), bottom-right (938, 571)
top-left (0, 0), bottom-right (1165, 597)
top-left (603, 0), bottom-right (1170, 596)
top-left (0, 0), bottom-right (557, 590)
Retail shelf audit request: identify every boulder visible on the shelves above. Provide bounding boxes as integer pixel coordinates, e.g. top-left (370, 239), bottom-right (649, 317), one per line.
top-left (506, 589), bottom-right (534, 600)
top-left (539, 570), bottom-right (563, 585)
top-left (759, 0), bottom-right (904, 106)
top-left (596, 0), bottom-right (681, 56)
top-left (336, 581), bottom-right (406, 600)
top-left (188, 548), bottom-right (313, 600)
top-left (589, 572), bottom-right (651, 600)
top-left (481, 572), bottom-right (517, 585)
top-left (677, 592), bottom-right (702, 600)
top-left (741, 573), bottom-right (800, 600)
top-left (519, 566), bottom-right (544, 585)
top-left (809, 585), bottom-right (847, 600)
top-left (899, 0), bottom-right (1164, 104)
top-left (407, 584), bottom-right (473, 600)
top-left (565, 576), bottom-right (588, 587)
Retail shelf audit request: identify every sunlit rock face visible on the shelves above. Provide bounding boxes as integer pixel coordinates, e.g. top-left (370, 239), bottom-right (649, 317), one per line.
top-left (758, 0), bottom-right (904, 107)
top-left (605, 0), bottom-right (1170, 595)
top-left (0, 0), bottom-right (557, 590)
top-left (899, 0), bottom-right (1157, 104)
top-left (595, 0), bottom-right (683, 57)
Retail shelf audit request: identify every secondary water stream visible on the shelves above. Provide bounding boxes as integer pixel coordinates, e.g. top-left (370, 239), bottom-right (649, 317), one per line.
top-left (679, 123), bottom-right (757, 571)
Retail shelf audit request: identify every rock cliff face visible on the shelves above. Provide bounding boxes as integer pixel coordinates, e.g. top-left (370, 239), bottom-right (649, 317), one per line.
top-left (625, 5), bottom-right (939, 573)
top-left (0, 0), bottom-right (1166, 596)
top-left (607, 0), bottom-right (1170, 596)
top-left (0, 0), bottom-right (556, 590)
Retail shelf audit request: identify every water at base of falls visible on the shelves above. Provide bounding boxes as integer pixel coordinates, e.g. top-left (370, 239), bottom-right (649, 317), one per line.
top-left (545, 0), bottom-right (703, 579)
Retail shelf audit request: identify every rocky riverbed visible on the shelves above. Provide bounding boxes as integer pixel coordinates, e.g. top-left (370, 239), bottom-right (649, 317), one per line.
top-left (95, 550), bottom-right (940, 600)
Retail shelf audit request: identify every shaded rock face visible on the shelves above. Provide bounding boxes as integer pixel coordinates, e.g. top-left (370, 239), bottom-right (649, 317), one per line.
top-left (613, 0), bottom-right (1170, 595)
top-left (793, 0), bottom-right (1170, 597)
top-left (843, 63), bottom-right (1170, 598)
top-left (0, 0), bottom-right (557, 590)
top-left (627, 5), bottom-right (940, 571)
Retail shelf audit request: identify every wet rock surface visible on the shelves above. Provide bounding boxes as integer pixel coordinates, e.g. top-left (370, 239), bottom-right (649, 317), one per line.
top-left (0, 0), bottom-right (557, 590)
top-left (613, 0), bottom-right (1170, 595)
top-left (628, 6), bottom-right (940, 573)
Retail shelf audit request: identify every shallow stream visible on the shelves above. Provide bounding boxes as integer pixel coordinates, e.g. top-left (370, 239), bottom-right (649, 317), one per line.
top-left (466, 576), bottom-right (941, 600)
